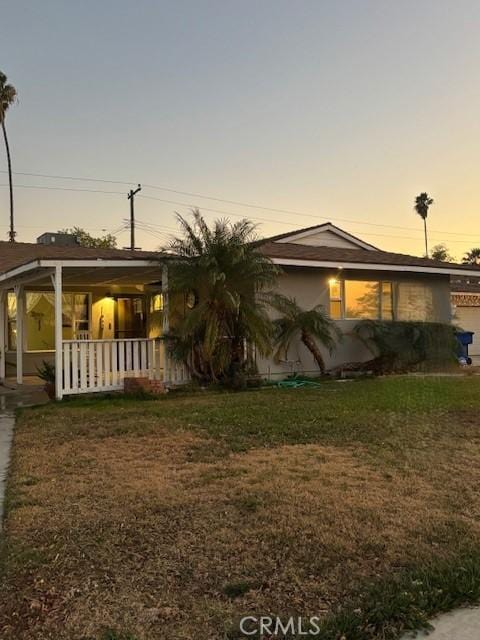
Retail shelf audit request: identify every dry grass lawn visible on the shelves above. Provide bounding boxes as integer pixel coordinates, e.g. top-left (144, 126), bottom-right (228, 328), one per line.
top-left (2, 377), bottom-right (480, 639)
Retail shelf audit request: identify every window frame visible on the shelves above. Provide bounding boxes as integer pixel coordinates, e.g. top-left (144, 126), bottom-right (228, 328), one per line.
top-left (329, 278), bottom-right (394, 321)
top-left (7, 291), bottom-right (92, 353)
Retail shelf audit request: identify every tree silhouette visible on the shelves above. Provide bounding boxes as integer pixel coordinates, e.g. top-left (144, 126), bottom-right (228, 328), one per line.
top-left (0, 71), bottom-right (18, 242)
top-left (414, 192), bottom-right (434, 257)
top-left (462, 248), bottom-right (480, 265)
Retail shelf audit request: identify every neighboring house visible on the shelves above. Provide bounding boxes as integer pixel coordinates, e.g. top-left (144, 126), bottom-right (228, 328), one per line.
top-left (256, 223), bottom-right (480, 377)
top-left (1, 224), bottom-right (480, 398)
top-left (451, 277), bottom-right (480, 363)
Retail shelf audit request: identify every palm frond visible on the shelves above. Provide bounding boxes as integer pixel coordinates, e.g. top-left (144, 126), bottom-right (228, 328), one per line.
top-left (165, 210), bottom-right (279, 382)
top-left (270, 294), bottom-right (341, 368)
top-left (0, 71), bottom-right (18, 121)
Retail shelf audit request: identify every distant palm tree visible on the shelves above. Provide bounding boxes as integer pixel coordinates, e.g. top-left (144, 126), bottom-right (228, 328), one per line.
top-left (462, 248), bottom-right (480, 265)
top-left (414, 192), bottom-right (434, 257)
top-left (0, 71), bottom-right (17, 242)
top-left (270, 295), bottom-right (341, 374)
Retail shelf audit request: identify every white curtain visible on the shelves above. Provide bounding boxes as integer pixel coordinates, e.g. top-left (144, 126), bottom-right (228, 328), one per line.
top-left (395, 283), bottom-right (434, 321)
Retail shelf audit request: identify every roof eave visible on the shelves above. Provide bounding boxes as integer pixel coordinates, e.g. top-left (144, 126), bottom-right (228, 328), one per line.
top-left (271, 257), bottom-right (480, 277)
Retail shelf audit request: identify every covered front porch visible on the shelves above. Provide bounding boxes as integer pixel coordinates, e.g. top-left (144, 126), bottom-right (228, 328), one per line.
top-left (0, 257), bottom-right (189, 399)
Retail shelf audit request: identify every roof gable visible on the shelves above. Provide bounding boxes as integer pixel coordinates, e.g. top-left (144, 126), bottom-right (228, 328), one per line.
top-left (268, 223), bottom-right (378, 251)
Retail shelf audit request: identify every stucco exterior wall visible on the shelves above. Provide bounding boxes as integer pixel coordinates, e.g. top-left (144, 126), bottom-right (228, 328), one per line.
top-left (256, 266), bottom-right (452, 379)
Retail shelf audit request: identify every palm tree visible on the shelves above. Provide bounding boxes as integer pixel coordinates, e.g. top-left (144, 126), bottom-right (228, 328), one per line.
top-left (0, 71), bottom-right (17, 242)
top-left (270, 295), bottom-right (341, 374)
top-left (414, 192), bottom-right (434, 257)
top-left (166, 210), bottom-right (279, 382)
top-left (462, 248), bottom-right (480, 265)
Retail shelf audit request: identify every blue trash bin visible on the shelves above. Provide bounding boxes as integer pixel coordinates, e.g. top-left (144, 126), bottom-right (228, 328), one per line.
top-left (456, 331), bottom-right (474, 363)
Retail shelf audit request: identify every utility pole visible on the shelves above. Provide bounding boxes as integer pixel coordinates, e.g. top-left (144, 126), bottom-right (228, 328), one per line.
top-left (126, 184), bottom-right (141, 251)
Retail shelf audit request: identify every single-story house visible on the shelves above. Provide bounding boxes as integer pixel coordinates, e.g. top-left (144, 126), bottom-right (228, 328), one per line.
top-left (1, 224), bottom-right (479, 398)
top-left (451, 277), bottom-right (480, 363)
top-left (255, 223), bottom-right (480, 377)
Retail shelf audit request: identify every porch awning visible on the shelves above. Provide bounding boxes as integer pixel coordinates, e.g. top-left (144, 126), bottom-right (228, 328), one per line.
top-left (0, 258), bottom-right (166, 289)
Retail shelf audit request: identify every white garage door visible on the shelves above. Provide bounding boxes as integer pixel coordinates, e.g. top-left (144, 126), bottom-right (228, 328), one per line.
top-left (454, 307), bottom-right (480, 357)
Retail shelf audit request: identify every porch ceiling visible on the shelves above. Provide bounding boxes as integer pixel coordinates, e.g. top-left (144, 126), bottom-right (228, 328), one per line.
top-left (60, 264), bottom-right (162, 286)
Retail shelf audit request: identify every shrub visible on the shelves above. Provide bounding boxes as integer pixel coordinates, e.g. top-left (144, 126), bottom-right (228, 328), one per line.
top-left (35, 360), bottom-right (55, 383)
top-left (353, 320), bottom-right (458, 373)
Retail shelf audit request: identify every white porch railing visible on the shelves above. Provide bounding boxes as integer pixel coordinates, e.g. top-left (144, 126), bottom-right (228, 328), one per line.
top-left (61, 338), bottom-right (189, 396)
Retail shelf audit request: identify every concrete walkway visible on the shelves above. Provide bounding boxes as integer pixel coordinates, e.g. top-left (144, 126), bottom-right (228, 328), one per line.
top-left (402, 607), bottom-right (480, 639)
top-left (0, 381), bottom-right (48, 530)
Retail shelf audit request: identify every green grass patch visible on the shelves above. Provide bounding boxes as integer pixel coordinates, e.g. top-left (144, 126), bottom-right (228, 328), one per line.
top-left (317, 549), bottom-right (480, 640)
top-left (23, 376), bottom-right (480, 455)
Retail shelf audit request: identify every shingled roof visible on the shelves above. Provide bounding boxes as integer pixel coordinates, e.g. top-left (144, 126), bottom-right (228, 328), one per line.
top-left (258, 241), bottom-right (480, 273)
top-left (0, 241), bottom-right (163, 275)
top-left (451, 277), bottom-right (480, 293)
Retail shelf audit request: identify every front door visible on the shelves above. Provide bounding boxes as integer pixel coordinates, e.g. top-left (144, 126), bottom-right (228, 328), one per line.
top-left (114, 297), bottom-right (146, 339)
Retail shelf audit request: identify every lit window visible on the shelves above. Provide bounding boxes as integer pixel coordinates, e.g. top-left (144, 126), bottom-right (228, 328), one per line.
top-left (150, 293), bottom-right (163, 312)
top-left (6, 292), bottom-right (89, 352)
top-left (329, 280), bottom-right (393, 320)
top-left (7, 292), bottom-right (16, 350)
top-left (329, 278), bottom-right (342, 319)
top-left (25, 293), bottom-right (89, 351)
top-left (381, 282), bottom-right (393, 320)
top-left (345, 281), bottom-right (381, 319)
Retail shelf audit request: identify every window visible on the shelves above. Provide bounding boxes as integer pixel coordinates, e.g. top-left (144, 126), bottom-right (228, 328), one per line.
top-left (395, 283), bottom-right (435, 321)
top-left (150, 293), bottom-right (164, 312)
top-left (381, 282), bottom-right (393, 320)
top-left (7, 293), bottom-right (16, 350)
top-left (7, 292), bottom-right (90, 352)
top-left (345, 281), bottom-right (381, 319)
top-left (329, 278), bottom-right (342, 319)
top-left (329, 279), bottom-right (393, 320)
top-left (73, 294), bottom-right (89, 334)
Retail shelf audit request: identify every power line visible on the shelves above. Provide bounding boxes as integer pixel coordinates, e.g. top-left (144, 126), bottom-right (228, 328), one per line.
top-left (128, 218), bottom-right (182, 234)
top-left (135, 196), bottom-right (479, 245)
top-left (0, 182), bottom-right (124, 195)
top-left (0, 169), bottom-right (447, 232)
top-left (3, 180), bottom-right (477, 244)
top-left (127, 219), bottom-right (174, 242)
top-left (107, 223), bottom-right (129, 236)
top-left (0, 170), bottom-right (132, 187)
top-left (1, 181), bottom-right (478, 247)
top-left (0, 175), bottom-right (474, 252)
top-left (1, 169), bottom-right (476, 239)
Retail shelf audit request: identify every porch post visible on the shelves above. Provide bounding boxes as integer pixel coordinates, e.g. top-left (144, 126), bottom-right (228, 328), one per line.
top-left (53, 265), bottom-right (63, 400)
top-left (0, 290), bottom-right (5, 381)
top-left (162, 264), bottom-right (169, 383)
top-left (14, 285), bottom-right (23, 385)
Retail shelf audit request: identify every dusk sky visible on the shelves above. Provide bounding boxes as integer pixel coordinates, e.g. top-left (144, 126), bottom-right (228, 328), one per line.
top-left (1, 0), bottom-right (480, 258)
